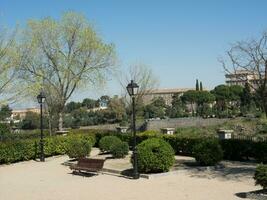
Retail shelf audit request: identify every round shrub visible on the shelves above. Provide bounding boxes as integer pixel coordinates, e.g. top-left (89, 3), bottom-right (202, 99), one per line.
top-left (254, 164), bottom-right (267, 189)
top-left (193, 139), bottom-right (223, 166)
top-left (99, 136), bottom-right (121, 152)
top-left (111, 142), bottom-right (129, 158)
top-left (135, 138), bottom-right (175, 173)
top-left (66, 136), bottom-right (92, 159)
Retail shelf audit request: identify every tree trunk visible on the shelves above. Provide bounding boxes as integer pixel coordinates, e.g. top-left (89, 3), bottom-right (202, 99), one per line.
top-left (58, 112), bottom-right (63, 131)
top-left (48, 113), bottom-right (52, 136)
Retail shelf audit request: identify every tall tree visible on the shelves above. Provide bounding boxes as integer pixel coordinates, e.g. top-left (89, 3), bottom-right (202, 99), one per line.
top-left (196, 79), bottom-right (199, 91)
top-left (200, 81), bottom-right (203, 91)
top-left (221, 31), bottom-right (267, 115)
top-left (18, 12), bottom-right (115, 130)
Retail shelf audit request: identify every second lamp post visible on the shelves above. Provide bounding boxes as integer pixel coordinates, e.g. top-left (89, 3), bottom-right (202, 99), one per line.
top-left (127, 80), bottom-right (140, 179)
top-left (37, 90), bottom-right (46, 162)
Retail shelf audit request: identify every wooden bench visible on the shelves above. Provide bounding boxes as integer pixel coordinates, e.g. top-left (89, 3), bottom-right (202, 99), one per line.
top-left (70, 158), bottom-right (105, 174)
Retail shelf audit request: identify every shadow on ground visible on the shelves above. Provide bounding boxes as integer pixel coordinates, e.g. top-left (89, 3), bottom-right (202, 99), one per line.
top-left (235, 189), bottom-right (267, 199)
top-left (174, 158), bottom-right (257, 181)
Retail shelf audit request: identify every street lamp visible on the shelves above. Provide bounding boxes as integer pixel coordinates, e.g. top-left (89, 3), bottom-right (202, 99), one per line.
top-left (37, 90), bottom-right (46, 162)
top-left (127, 80), bottom-right (140, 179)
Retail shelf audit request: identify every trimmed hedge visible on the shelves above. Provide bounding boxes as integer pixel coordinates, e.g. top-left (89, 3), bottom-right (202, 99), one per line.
top-left (254, 164), bottom-right (267, 189)
top-left (99, 136), bottom-right (122, 152)
top-left (111, 142), bottom-right (129, 158)
top-left (193, 139), bottom-right (223, 166)
top-left (135, 138), bottom-right (175, 173)
top-left (66, 136), bottom-right (92, 159)
top-left (0, 134), bottom-right (95, 164)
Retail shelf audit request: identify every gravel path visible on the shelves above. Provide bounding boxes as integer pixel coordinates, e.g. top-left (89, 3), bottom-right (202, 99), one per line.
top-left (0, 151), bottom-right (260, 200)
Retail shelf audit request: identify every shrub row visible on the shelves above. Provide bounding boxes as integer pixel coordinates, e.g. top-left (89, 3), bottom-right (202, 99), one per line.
top-left (0, 134), bottom-right (95, 164)
top-left (94, 132), bottom-right (267, 163)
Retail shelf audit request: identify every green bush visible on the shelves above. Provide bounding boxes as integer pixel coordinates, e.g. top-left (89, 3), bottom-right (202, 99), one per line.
top-left (0, 123), bottom-right (11, 141)
top-left (66, 136), bottom-right (92, 159)
top-left (0, 140), bottom-right (37, 164)
top-left (99, 136), bottom-right (121, 152)
top-left (111, 142), bottom-right (129, 158)
top-left (254, 142), bottom-right (267, 164)
top-left (162, 135), bottom-right (201, 155)
top-left (136, 138), bottom-right (175, 173)
top-left (254, 164), bottom-right (267, 189)
top-left (193, 139), bottom-right (223, 166)
top-left (220, 139), bottom-right (254, 161)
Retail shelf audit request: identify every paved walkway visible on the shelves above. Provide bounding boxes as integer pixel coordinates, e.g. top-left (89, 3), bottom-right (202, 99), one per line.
top-left (0, 149), bottom-right (260, 200)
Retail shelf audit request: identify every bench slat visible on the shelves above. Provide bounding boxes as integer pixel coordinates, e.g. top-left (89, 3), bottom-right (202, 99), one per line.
top-left (70, 158), bottom-right (105, 173)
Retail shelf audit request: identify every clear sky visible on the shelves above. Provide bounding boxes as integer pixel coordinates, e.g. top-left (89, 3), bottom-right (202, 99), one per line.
top-left (1, 0), bottom-right (267, 106)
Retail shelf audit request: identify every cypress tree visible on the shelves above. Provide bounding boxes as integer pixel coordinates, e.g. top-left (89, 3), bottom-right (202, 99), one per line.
top-left (200, 81), bottom-right (203, 91)
top-left (196, 79), bottom-right (199, 91)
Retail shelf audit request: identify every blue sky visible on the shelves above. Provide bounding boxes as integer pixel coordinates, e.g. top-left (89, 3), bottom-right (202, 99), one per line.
top-left (1, 0), bottom-right (267, 105)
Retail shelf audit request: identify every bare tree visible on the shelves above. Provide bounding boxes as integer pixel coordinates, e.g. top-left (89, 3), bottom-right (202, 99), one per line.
top-left (18, 12), bottom-right (116, 130)
top-left (118, 63), bottom-right (159, 105)
top-left (221, 31), bottom-right (267, 114)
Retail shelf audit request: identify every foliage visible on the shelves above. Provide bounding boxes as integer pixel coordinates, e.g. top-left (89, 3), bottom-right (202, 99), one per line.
top-left (0, 136), bottom-right (69, 164)
top-left (137, 130), bottom-right (160, 137)
top-left (167, 94), bottom-right (186, 118)
top-left (99, 136), bottom-right (122, 152)
top-left (18, 11), bottom-right (115, 130)
top-left (66, 135), bottom-right (92, 159)
top-left (254, 164), bottom-right (267, 189)
top-left (135, 138), bottom-right (175, 173)
top-left (193, 139), bottom-right (223, 166)
top-left (220, 139), bottom-right (254, 161)
top-left (111, 141), bottom-right (129, 158)
top-left (0, 123), bottom-right (11, 141)
top-left (196, 79), bottom-right (199, 91)
top-left (144, 97), bottom-right (166, 119)
top-left (19, 112), bottom-right (40, 130)
top-left (0, 105), bottom-right (12, 121)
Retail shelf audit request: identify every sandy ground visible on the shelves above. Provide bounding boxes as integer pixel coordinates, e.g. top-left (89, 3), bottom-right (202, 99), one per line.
top-left (0, 150), bottom-right (261, 200)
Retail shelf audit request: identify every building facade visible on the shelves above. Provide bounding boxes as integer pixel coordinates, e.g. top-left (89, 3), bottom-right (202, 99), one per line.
top-left (143, 88), bottom-right (194, 105)
top-left (11, 108), bottom-right (40, 120)
top-left (225, 70), bottom-right (259, 89)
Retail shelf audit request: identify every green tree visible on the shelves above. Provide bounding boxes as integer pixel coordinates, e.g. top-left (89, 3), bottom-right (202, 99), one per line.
top-left (200, 81), bottom-right (203, 91)
top-left (211, 85), bottom-right (231, 113)
top-left (195, 91), bottom-right (215, 117)
top-left (82, 98), bottom-right (97, 109)
top-left (18, 12), bottom-right (115, 130)
top-left (196, 79), bottom-right (199, 91)
top-left (144, 97), bottom-right (166, 119)
top-left (0, 105), bottom-right (12, 121)
top-left (0, 27), bottom-right (19, 102)
top-left (181, 90), bottom-right (198, 116)
top-left (65, 101), bottom-right (82, 113)
top-left (19, 112), bottom-right (40, 130)
top-left (106, 96), bottom-right (127, 122)
top-left (167, 94), bottom-right (186, 118)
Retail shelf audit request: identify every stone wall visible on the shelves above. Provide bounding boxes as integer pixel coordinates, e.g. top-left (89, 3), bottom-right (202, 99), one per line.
top-left (145, 118), bottom-right (229, 131)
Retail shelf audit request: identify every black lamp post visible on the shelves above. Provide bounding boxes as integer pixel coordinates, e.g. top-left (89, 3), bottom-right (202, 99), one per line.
top-left (127, 80), bottom-right (140, 179)
top-left (37, 90), bottom-right (46, 162)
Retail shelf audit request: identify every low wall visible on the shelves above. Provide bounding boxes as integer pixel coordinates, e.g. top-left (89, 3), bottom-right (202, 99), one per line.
top-left (79, 123), bottom-right (119, 131)
top-left (146, 118), bottom-right (229, 131)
